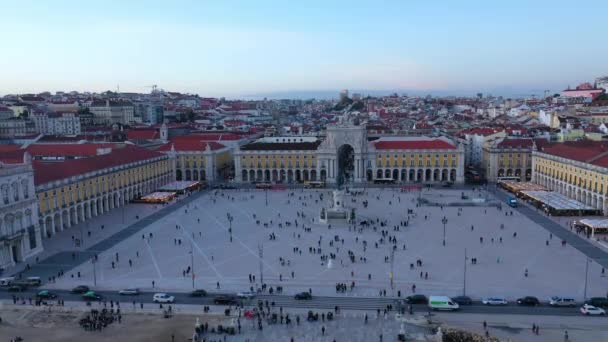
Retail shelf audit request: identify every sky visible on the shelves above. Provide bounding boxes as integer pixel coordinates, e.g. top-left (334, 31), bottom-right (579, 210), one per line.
top-left (1, 0), bottom-right (607, 98)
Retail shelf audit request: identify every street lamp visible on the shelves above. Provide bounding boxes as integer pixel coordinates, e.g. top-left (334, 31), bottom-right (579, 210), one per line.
top-left (190, 242), bottom-right (195, 289)
top-left (441, 216), bottom-right (448, 246)
top-left (227, 213), bottom-right (234, 241)
top-left (584, 257), bottom-right (590, 301)
top-left (91, 257), bottom-right (97, 286)
top-left (463, 248), bottom-right (468, 296)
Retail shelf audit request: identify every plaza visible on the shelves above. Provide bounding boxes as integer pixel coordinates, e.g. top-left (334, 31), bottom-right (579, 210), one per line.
top-left (42, 186), bottom-right (608, 301)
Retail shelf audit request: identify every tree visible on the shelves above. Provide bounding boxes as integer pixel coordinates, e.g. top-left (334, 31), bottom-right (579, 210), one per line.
top-left (19, 110), bottom-right (29, 119)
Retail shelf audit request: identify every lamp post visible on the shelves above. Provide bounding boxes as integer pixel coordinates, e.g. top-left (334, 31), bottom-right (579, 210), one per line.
top-left (190, 242), bottom-right (195, 289)
top-left (92, 257), bottom-right (97, 286)
top-left (441, 216), bottom-right (448, 246)
top-left (584, 257), bottom-right (590, 301)
top-left (265, 189), bottom-right (268, 206)
top-left (463, 248), bottom-right (468, 296)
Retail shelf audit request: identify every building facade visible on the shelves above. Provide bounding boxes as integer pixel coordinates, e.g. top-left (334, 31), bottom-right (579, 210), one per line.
top-left (32, 112), bottom-right (82, 135)
top-left (482, 138), bottom-right (534, 182)
top-left (235, 123), bottom-right (465, 184)
top-left (532, 141), bottom-right (608, 214)
top-left (0, 153), bottom-right (43, 269)
top-left (88, 100), bottom-right (135, 125)
top-left (36, 145), bottom-right (173, 238)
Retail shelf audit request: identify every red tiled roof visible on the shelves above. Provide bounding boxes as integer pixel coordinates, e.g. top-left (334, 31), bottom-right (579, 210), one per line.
top-left (540, 141), bottom-right (608, 167)
top-left (374, 139), bottom-right (457, 150)
top-left (0, 145), bottom-right (21, 153)
top-left (0, 150), bottom-right (26, 164)
top-left (26, 143), bottom-right (115, 158)
top-left (127, 129), bottom-right (159, 140)
top-left (156, 141), bottom-right (226, 152)
top-left (496, 138), bottom-right (534, 149)
top-left (32, 145), bottom-right (165, 185)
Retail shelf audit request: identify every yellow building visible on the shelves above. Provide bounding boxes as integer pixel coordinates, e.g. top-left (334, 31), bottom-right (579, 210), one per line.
top-left (235, 124), bottom-right (465, 184)
top-left (35, 145), bottom-right (172, 238)
top-left (532, 140), bottom-right (608, 214)
top-left (482, 138), bottom-right (535, 182)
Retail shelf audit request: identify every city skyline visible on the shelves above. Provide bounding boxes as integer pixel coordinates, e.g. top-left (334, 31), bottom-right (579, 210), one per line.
top-left (1, 0), bottom-right (607, 97)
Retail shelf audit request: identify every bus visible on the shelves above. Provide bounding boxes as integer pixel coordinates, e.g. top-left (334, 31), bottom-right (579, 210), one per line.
top-left (373, 178), bottom-right (396, 184)
top-left (304, 181), bottom-right (326, 188)
top-left (255, 183), bottom-right (272, 189)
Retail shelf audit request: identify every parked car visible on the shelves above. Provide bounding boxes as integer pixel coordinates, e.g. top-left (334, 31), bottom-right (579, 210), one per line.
top-left (213, 295), bottom-right (238, 305)
top-left (294, 292), bottom-right (312, 300)
top-left (237, 291), bottom-right (256, 299)
top-left (71, 285), bottom-right (90, 294)
top-left (24, 277), bottom-right (42, 286)
top-left (119, 288), bottom-right (140, 296)
top-left (36, 290), bottom-right (57, 299)
top-left (549, 296), bottom-right (576, 307)
top-left (580, 304), bottom-right (606, 316)
top-left (586, 297), bottom-right (608, 308)
top-left (7, 284), bottom-right (27, 292)
top-left (82, 291), bottom-right (102, 301)
top-left (405, 294), bottom-right (428, 304)
top-left (189, 289), bottom-right (208, 297)
top-left (0, 276), bottom-right (15, 286)
top-left (451, 296), bottom-right (473, 305)
top-left (153, 293), bottom-right (175, 303)
top-left (482, 297), bottom-right (508, 305)
top-left (516, 296), bottom-right (540, 306)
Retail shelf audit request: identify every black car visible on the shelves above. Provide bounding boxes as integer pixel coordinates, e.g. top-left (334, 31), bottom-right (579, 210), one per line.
top-left (190, 289), bottom-right (208, 297)
top-left (36, 290), bottom-right (58, 299)
top-left (451, 296), bottom-right (473, 305)
top-left (7, 284), bottom-right (27, 292)
top-left (586, 297), bottom-right (608, 308)
top-left (517, 296), bottom-right (540, 306)
top-left (294, 292), bottom-right (312, 300)
top-left (71, 285), bottom-right (90, 294)
top-left (213, 295), bottom-right (238, 305)
top-left (405, 294), bottom-right (428, 304)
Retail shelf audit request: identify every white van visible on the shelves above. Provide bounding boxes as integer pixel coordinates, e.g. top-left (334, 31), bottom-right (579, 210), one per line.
top-left (0, 277), bottom-right (15, 286)
top-left (549, 296), bottom-right (576, 307)
top-left (428, 295), bottom-right (460, 311)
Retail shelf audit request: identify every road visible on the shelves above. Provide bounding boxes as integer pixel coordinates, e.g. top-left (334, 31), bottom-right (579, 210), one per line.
top-left (0, 289), bottom-right (591, 317)
top-left (492, 187), bottom-right (608, 268)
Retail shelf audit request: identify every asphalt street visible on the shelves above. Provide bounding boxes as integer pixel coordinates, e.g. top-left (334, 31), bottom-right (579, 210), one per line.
top-left (0, 288), bottom-right (590, 317)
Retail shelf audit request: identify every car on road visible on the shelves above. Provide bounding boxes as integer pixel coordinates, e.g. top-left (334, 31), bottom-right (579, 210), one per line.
top-left (36, 290), bottom-right (57, 299)
top-left (586, 297), bottom-right (608, 308)
top-left (213, 295), bottom-right (238, 305)
top-left (549, 296), bottom-right (576, 307)
top-left (153, 293), bottom-right (175, 303)
top-left (189, 289), bottom-right (208, 297)
top-left (82, 291), bottom-right (102, 301)
top-left (516, 296), bottom-right (540, 306)
top-left (294, 292), bottom-right (312, 300)
top-left (119, 288), bottom-right (140, 296)
top-left (580, 304), bottom-right (605, 316)
top-left (451, 296), bottom-right (473, 305)
top-left (7, 284), bottom-right (27, 292)
top-left (405, 294), bottom-right (428, 304)
top-left (482, 297), bottom-right (508, 305)
top-left (237, 291), bottom-right (256, 299)
top-left (71, 285), bottom-right (90, 294)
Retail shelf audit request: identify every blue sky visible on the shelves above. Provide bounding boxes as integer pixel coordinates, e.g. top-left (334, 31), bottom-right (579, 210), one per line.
top-left (1, 0), bottom-right (607, 97)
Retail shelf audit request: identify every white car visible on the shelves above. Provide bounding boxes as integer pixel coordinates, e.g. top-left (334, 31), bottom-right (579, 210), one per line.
top-left (482, 297), bottom-right (508, 305)
top-left (237, 291), bottom-right (256, 299)
top-left (580, 304), bottom-right (606, 316)
top-left (153, 293), bottom-right (175, 303)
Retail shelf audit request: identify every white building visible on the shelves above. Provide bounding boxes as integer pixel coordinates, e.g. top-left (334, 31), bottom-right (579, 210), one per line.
top-left (0, 153), bottom-right (43, 270)
top-left (89, 100), bottom-right (135, 125)
top-left (32, 112), bottom-right (82, 135)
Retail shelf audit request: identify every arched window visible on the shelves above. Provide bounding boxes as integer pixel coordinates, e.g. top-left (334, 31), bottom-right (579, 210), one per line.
top-left (21, 179), bottom-right (29, 199)
top-left (1, 184), bottom-right (8, 204)
top-left (11, 182), bottom-right (19, 201)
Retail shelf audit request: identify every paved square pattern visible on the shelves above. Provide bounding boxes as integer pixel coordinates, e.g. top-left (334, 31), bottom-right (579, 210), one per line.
top-left (48, 188), bottom-right (608, 301)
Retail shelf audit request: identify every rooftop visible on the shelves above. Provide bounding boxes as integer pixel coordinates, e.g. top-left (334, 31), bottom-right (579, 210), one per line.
top-left (373, 137), bottom-right (457, 150)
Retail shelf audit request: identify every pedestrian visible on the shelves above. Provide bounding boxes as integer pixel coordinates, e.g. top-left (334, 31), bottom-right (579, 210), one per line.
top-left (483, 320), bottom-right (487, 330)
top-left (321, 326), bottom-right (325, 336)
top-left (564, 330), bottom-right (569, 341)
